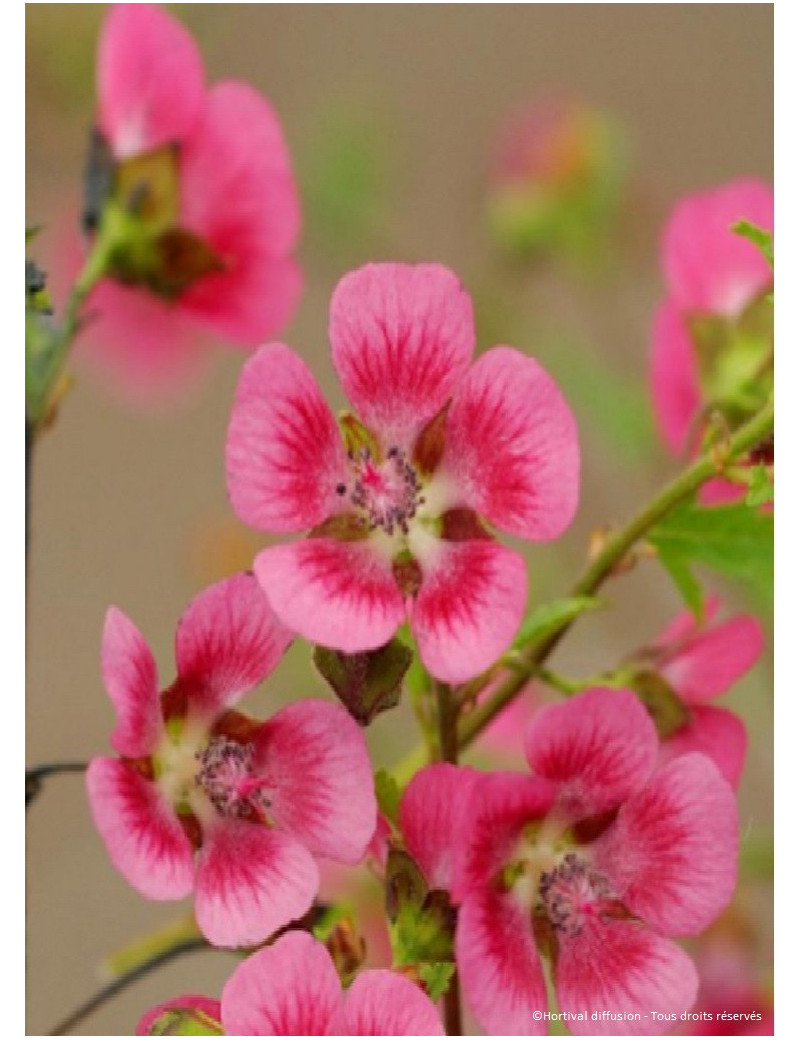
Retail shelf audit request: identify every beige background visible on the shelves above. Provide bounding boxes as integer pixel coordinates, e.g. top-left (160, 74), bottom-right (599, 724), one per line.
top-left (27, 5), bottom-right (773, 1035)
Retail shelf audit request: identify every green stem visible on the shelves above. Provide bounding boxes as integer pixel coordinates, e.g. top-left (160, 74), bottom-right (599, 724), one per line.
top-left (457, 399), bottom-right (773, 749)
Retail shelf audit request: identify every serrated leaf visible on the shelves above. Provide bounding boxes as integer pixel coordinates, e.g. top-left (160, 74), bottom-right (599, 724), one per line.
top-left (731, 219), bottom-right (774, 269)
top-left (649, 502), bottom-right (773, 601)
top-left (418, 961), bottom-right (456, 1002)
top-left (375, 769), bottom-right (401, 826)
top-left (745, 464), bottom-right (774, 507)
top-left (657, 547), bottom-right (703, 618)
top-left (313, 638), bottom-right (411, 725)
top-left (512, 596), bottom-right (601, 652)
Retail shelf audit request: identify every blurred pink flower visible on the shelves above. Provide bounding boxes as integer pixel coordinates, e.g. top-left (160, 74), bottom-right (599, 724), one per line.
top-left (683, 944), bottom-right (773, 1035)
top-left (649, 179), bottom-right (773, 503)
top-left (450, 688), bottom-right (739, 1035)
top-left (137, 931), bottom-right (445, 1035)
top-left (77, 2), bottom-right (301, 398)
top-left (226, 262), bottom-right (580, 682)
top-left (646, 598), bottom-right (763, 788)
top-left (86, 574), bottom-right (376, 948)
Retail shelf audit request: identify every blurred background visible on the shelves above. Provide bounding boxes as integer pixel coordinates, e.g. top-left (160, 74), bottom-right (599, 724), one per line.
top-left (26, 4), bottom-right (773, 1035)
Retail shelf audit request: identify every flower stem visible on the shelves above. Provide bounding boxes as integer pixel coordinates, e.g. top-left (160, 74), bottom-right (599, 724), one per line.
top-left (457, 398), bottom-right (773, 749)
top-left (47, 936), bottom-right (208, 1035)
top-left (26, 761), bottom-right (88, 809)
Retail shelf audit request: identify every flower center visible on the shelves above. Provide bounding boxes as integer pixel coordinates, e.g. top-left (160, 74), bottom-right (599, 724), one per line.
top-left (339, 446), bottom-right (425, 536)
top-left (195, 737), bottom-right (270, 821)
top-left (538, 852), bottom-right (615, 937)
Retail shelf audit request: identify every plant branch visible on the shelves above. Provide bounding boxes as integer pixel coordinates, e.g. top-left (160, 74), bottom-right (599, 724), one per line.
top-left (48, 937), bottom-right (208, 1035)
top-left (26, 761), bottom-right (89, 808)
top-left (457, 398), bottom-right (773, 749)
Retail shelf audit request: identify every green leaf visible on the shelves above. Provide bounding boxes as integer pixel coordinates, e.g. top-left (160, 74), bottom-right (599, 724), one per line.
top-left (745, 464), bottom-right (774, 507)
top-left (25, 225), bottom-right (41, 244)
top-left (418, 961), bottom-right (456, 1002)
top-left (385, 850), bottom-right (455, 966)
top-left (657, 547), bottom-right (704, 618)
top-left (731, 219), bottom-right (774, 269)
top-left (512, 597), bottom-right (601, 652)
top-left (374, 769), bottom-right (401, 826)
top-left (313, 638), bottom-right (412, 725)
top-left (650, 502), bottom-right (773, 602)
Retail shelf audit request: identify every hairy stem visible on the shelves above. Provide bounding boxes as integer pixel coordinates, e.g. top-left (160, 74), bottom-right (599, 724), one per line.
top-left (457, 398), bottom-right (773, 748)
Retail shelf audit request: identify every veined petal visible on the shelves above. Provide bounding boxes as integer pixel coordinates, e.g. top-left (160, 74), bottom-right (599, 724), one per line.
top-left (661, 706), bottom-right (747, 790)
top-left (101, 606), bottom-right (162, 758)
top-left (399, 763), bottom-right (481, 891)
top-left (524, 688), bottom-right (659, 818)
top-left (253, 700), bottom-right (376, 863)
top-left (136, 996), bottom-right (222, 1036)
top-left (97, 3), bottom-right (205, 157)
top-left (457, 890), bottom-right (547, 1036)
top-left (555, 917), bottom-right (698, 1036)
top-left (254, 539), bottom-right (405, 654)
top-left (661, 615), bottom-right (764, 703)
top-left (592, 754), bottom-right (739, 936)
top-left (226, 344), bottom-right (348, 533)
top-left (330, 263), bottom-right (474, 441)
top-left (86, 758), bottom-right (194, 900)
top-left (194, 820), bottom-right (318, 948)
top-left (662, 178), bottom-right (774, 318)
top-left (649, 300), bottom-right (702, 456)
top-left (221, 933), bottom-right (341, 1036)
top-left (341, 970), bottom-right (445, 1036)
top-left (179, 82), bottom-right (302, 344)
top-left (441, 346), bottom-right (580, 540)
top-left (409, 540), bottom-right (528, 683)
top-left (175, 574), bottom-right (293, 717)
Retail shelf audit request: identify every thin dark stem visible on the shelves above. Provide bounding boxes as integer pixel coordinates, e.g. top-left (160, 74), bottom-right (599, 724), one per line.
top-left (48, 938), bottom-right (208, 1036)
top-left (26, 761), bottom-right (88, 808)
top-left (443, 971), bottom-right (462, 1036)
top-left (26, 419), bottom-right (34, 571)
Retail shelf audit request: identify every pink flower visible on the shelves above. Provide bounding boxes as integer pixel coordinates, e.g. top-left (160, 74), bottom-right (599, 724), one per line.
top-left (643, 598), bottom-right (763, 789)
top-left (136, 931), bottom-right (445, 1035)
top-left (226, 262), bottom-right (580, 682)
top-left (649, 179), bottom-right (773, 502)
top-left (451, 688), bottom-right (739, 1035)
top-left (79, 3), bottom-right (301, 397)
top-left (86, 574), bottom-right (376, 947)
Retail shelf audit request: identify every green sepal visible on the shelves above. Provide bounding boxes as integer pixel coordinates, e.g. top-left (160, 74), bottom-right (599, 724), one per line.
top-left (418, 961), bottom-right (456, 1002)
top-left (313, 638), bottom-right (412, 725)
top-left (144, 1007), bottom-right (223, 1036)
top-left (745, 464), bottom-right (774, 507)
top-left (374, 769), bottom-right (402, 827)
top-left (628, 670), bottom-right (691, 738)
top-left (386, 849), bottom-right (455, 966)
top-left (731, 219), bottom-right (774, 269)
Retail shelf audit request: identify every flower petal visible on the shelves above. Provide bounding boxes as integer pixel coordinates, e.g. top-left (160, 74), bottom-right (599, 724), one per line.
top-left (555, 917), bottom-right (698, 1036)
top-left (175, 574), bottom-right (292, 717)
top-left (179, 82), bottom-right (302, 344)
top-left (97, 2), bottom-right (205, 157)
top-left (226, 344), bottom-right (348, 533)
top-left (523, 688), bottom-right (659, 819)
top-left (342, 970), bottom-right (445, 1036)
top-left (454, 771), bottom-right (555, 899)
top-left (136, 996), bottom-right (222, 1036)
top-left (649, 299), bottom-right (702, 456)
top-left (253, 700), bottom-right (376, 863)
top-left (592, 754), bottom-right (739, 935)
top-left (221, 932), bottom-right (341, 1035)
top-left (101, 607), bottom-right (162, 757)
top-left (329, 263), bottom-right (474, 441)
top-left (399, 763), bottom-right (481, 891)
top-left (662, 178), bottom-right (774, 318)
top-left (410, 540), bottom-right (528, 683)
top-left (255, 538), bottom-right (405, 654)
top-left (662, 706), bottom-right (747, 790)
top-left (80, 278), bottom-right (213, 402)
top-left (441, 346), bottom-right (580, 540)
top-left (457, 890), bottom-right (547, 1036)
top-left (86, 758), bottom-right (194, 900)
top-left (662, 615), bottom-right (764, 703)
top-left (194, 821), bottom-right (318, 947)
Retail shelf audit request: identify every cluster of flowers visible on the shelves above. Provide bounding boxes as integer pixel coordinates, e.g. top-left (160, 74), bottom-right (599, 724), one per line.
top-left (70, 4), bottom-right (770, 1036)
